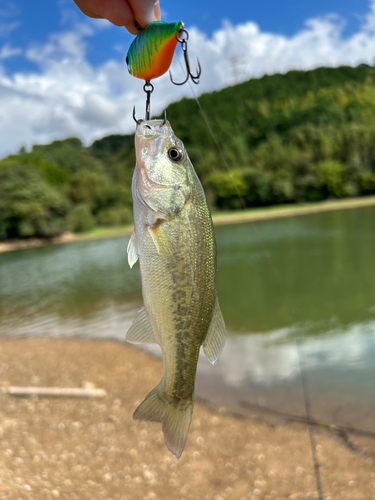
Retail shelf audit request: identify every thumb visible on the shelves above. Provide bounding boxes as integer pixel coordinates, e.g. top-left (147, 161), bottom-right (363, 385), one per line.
top-left (128, 0), bottom-right (161, 29)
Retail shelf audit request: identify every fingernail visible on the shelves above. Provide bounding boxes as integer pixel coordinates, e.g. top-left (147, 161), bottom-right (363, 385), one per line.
top-left (154, 1), bottom-right (161, 20)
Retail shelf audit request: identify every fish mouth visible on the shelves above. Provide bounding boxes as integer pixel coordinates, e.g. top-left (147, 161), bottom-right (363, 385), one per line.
top-left (134, 119), bottom-right (171, 181)
top-left (135, 119), bottom-right (170, 140)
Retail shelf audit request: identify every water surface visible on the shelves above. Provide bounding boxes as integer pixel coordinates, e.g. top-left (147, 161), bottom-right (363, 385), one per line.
top-left (1, 206), bottom-right (374, 436)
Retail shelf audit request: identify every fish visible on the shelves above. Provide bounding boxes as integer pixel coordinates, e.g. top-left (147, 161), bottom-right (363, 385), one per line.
top-left (126, 118), bottom-right (226, 458)
top-left (126, 21), bottom-right (183, 81)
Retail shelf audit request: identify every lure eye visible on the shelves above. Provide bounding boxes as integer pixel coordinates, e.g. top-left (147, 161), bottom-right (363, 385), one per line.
top-left (168, 147), bottom-right (183, 162)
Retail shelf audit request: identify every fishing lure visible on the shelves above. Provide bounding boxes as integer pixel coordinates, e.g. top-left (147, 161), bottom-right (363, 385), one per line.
top-left (126, 21), bottom-right (201, 84)
top-left (127, 22), bottom-right (201, 121)
top-left (126, 21), bottom-right (183, 81)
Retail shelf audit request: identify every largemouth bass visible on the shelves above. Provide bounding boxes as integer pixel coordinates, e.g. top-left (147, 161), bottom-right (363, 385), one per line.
top-left (127, 118), bottom-right (225, 458)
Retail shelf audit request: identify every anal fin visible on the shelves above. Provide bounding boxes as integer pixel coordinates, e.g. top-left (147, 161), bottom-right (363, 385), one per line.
top-left (203, 296), bottom-right (226, 365)
top-left (126, 307), bottom-right (157, 344)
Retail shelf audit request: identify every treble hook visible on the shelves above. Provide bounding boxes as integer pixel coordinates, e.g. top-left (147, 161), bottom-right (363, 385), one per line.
top-left (132, 107), bottom-right (168, 126)
top-left (169, 28), bottom-right (201, 86)
top-left (132, 106), bottom-right (143, 125)
top-left (143, 80), bottom-right (154, 120)
top-left (132, 80), bottom-right (154, 125)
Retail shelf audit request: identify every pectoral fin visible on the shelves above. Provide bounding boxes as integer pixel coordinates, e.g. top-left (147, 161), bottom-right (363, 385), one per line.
top-left (148, 223), bottom-right (173, 258)
top-left (127, 231), bottom-right (139, 268)
top-left (126, 307), bottom-right (157, 344)
top-left (203, 296), bottom-right (226, 365)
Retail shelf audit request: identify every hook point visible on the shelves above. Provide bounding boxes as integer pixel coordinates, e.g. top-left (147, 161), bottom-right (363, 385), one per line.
top-left (170, 30), bottom-right (202, 86)
top-left (133, 106), bottom-right (143, 125)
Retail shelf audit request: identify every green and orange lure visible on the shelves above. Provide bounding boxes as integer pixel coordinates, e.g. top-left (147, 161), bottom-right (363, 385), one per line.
top-left (128, 21), bottom-right (201, 122)
top-left (126, 21), bottom-right (184, 81)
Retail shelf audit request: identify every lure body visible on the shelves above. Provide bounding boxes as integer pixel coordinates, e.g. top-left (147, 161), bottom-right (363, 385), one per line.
top-left (126, 21), bottom-right (183, 81)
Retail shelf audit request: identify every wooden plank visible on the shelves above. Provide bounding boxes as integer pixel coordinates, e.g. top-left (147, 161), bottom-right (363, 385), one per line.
top-left (7, 387), bottom-right (107, 398)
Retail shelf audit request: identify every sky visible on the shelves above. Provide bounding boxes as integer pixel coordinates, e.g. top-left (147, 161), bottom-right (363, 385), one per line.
top-left (0, 0), bottom-right (375, 158)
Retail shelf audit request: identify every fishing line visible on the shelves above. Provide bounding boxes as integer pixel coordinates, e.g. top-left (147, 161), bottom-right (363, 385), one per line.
top-left (296, 337), bottom-right (324, 497)
top-left (182, 71), bottom-right (280, 279)
top-left (182, 66), bottom-right (324, 500)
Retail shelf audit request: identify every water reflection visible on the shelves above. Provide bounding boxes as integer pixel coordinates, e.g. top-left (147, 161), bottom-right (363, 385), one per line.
top-left (214, 321), bottom-right (375, 386)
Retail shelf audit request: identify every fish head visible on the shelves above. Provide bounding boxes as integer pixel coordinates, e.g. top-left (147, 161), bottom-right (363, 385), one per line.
top-left (134, 119), bottom-right (192, 218)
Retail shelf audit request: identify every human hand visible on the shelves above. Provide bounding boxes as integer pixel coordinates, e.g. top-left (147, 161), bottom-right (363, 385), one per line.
top-left (73, 0), bottom-right (161, 34)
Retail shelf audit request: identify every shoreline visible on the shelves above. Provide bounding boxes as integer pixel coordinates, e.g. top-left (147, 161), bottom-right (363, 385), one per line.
top-left (1, 195), bottom-right (375, 254)
top-left (0, 336), bottom-right (373, 499)
top-left (2, 333), bottom-right (375, 459)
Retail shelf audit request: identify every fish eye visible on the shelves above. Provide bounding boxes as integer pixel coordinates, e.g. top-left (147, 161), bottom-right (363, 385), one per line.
top-left (126, 55), bottom-right (129, 65)
top-left (168, 147), bottom-right (183, 162)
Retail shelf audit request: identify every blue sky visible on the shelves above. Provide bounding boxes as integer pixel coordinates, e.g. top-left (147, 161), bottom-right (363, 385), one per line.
top-left (1, 0), bottom-right (375, 157)
top-left (1, 0), bottom-right (371, 74)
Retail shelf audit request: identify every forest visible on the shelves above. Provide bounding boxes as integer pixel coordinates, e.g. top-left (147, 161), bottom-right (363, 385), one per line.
top-left (1, 64), bottom-right (375, 240)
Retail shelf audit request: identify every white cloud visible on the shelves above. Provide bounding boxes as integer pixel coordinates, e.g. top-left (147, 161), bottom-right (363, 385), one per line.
top-left (0, 1), bottom-right (20, 47)
top-left (26, 23), bottom-right (95, 64)
top-left (0, 42), bottom-right (21, 60)
top-left (0, 20), bottom-right (19, 37)
top-left (0, 1), bottom-right (20, 19)
top-left (2, 2), bottom-right (375, 158)
top-left (363, 0), bottom-right (375, 30)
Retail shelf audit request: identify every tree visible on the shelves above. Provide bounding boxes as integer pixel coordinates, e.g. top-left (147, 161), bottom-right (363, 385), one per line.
top-left (0, 161), bottom-right (69, 239)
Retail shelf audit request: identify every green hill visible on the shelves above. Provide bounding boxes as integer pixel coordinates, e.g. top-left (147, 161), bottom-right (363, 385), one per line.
top-left (1, 65), bottom-right (375, 240)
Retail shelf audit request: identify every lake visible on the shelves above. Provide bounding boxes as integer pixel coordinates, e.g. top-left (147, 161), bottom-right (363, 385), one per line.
top-left (1, 205), bottom-right (375, 439)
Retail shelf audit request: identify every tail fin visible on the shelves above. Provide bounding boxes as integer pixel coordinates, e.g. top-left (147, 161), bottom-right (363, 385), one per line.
top-left (133, 383), bottom-right (194, 459)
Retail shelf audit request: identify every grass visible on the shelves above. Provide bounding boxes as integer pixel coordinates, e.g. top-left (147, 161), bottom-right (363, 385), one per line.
top-left (74, 224), bottom-right (134, 241)
top-left (211, 195), bottom-right (375, 223)
top-left (2, 195), bottom-right (375, 254)
top-left (76, 195), bottom-right (375, 242)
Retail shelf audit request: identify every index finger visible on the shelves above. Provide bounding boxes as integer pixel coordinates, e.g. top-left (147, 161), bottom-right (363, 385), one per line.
top-left (73, 0), bottom-right (139, 34)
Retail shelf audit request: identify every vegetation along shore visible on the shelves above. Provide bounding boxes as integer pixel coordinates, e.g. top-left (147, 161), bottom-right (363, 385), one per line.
top-left (1, 65), bottom-right (375, 243)
top-left (1, 195), bottom-right (375, 254)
